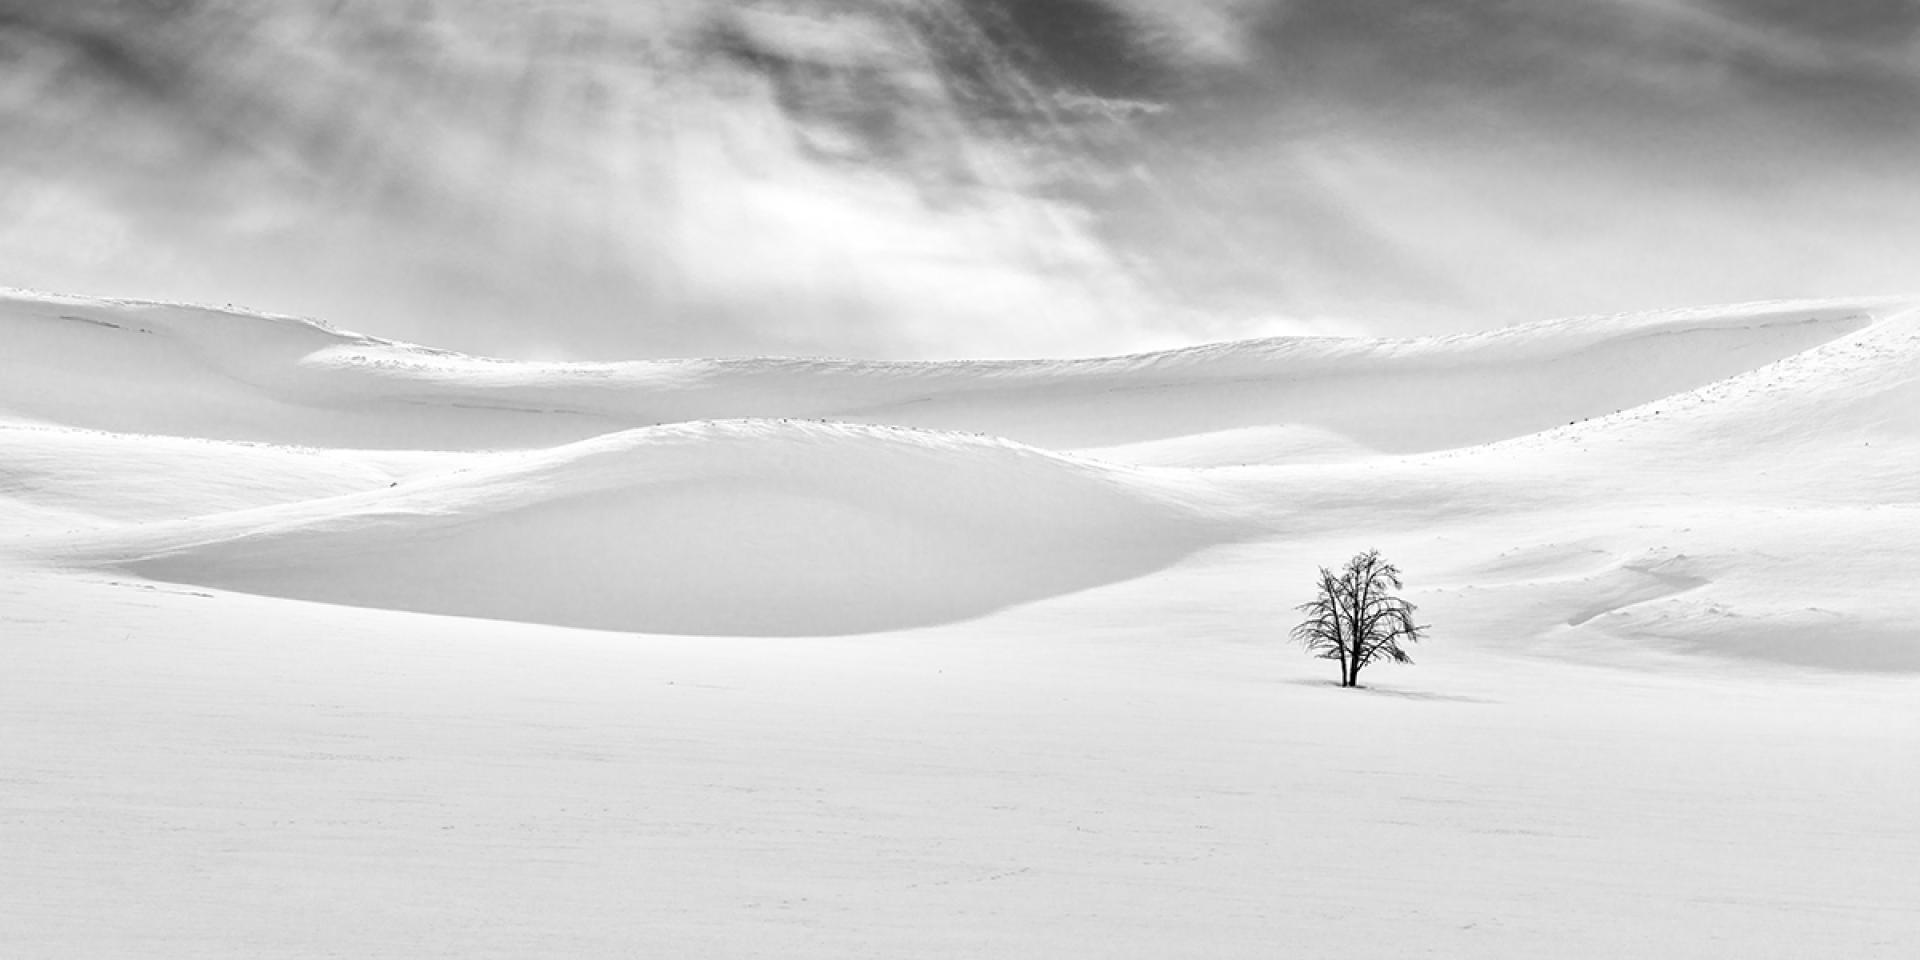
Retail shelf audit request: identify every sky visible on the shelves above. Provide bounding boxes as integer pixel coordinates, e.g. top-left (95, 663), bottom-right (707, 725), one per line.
top-left (1, 0), bottom-right (1916, 359)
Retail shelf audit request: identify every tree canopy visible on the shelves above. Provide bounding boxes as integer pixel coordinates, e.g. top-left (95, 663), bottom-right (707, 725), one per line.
top-left (1291, 550), bottom-right (1427, 687)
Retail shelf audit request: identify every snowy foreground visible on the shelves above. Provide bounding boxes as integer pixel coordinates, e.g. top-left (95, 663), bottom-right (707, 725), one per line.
top-left (4, 290), bottom-right (1918, 958)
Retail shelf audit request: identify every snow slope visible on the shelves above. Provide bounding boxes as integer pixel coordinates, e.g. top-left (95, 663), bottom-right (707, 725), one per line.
top-left (4, 289), bottom-right (1918, 958)
top-left (0, 289), bottom-right (1888, 456)
top-left (10, 289), bottom-right (1912, 651)
top-left (55, 421), bottom-right (1255, 636)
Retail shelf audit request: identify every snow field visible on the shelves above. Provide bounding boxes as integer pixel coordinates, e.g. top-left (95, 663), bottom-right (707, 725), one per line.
top-left (3, 289), bottom-right (1918, 958)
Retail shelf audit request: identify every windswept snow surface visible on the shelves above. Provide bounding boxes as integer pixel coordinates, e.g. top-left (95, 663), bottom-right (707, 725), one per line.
top-left (4, 289), bottom-right (1919, 958)
top-left (66, 421), bottom-right (1253, 636)
top-left (0, 290), bottom-right (1884, 453)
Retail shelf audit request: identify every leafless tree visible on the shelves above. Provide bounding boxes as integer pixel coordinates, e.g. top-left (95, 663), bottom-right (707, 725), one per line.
top-left (1291, 550), bottom-right (1427, 687)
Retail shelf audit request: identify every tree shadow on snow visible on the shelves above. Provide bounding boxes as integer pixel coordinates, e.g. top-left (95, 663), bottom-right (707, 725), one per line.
top-left (1281, 678), bottom-right (1495, 704)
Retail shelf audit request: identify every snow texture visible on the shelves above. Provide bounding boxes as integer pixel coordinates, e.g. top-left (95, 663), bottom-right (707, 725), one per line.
top-left (4, 289), bottom-right (1918, 958)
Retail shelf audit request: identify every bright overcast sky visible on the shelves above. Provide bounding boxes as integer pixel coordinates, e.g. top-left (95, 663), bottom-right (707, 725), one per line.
top-left (2, 0), bottom-right (1917, 359)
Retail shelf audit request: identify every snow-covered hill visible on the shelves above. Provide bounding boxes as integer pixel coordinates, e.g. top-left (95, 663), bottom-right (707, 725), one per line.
top-left (7, 288), bottom-right (1915, 658)
top-left (4, 288), bottom-right (1917, 958)
top-left (1, 289), bottom-right (1891, 456)
top-left (53, 420), bottom-right (1254, 636)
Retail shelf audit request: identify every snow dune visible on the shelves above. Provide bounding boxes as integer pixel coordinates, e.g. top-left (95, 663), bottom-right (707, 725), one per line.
top-left (0, 289), bottom-right (1890, 458)
top-left (0, 425), bottom-right (450, 532)
top-left (3, 288), bottom-right (1917, 650)
top-left (62, 420), bottom-right (1252, 636)
top-left (6, 287), bottom-right (1920, 960)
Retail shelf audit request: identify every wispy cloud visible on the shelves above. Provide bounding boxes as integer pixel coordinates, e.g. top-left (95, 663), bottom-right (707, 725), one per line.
top-left (1092, 0), bottom-right (1291, 66)
top-left (1, 0), bottom-right (1916, 358)
top-left (0, 0), bottom-right (1173, 359)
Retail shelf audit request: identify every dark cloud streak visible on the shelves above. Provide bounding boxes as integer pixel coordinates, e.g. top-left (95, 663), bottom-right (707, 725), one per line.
top-left (0, 0), bottom-right (1914, 356)
top-left (1052, 0), bottom-right (1920, 328)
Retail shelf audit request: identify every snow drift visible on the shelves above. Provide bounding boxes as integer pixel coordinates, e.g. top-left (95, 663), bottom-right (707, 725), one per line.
top-left (0, 289), bottom-right (1893, 460)
top-left (6, 288), bottom-right (1919, 665)
top-left (65, 420), bottom-right (1252, 636)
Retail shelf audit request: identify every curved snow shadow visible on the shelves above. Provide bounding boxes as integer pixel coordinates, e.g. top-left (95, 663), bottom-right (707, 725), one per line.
top-left (1458, 540), bottom-right (1920, 675)
top-left (84, 421), bottom-right (1257, 636)
top-left (1, 292), bottom-right (1899, 461)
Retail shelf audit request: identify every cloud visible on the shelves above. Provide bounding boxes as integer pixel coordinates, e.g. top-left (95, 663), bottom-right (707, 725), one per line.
top-left (1595, 0), bottom-right (1920, 100)
top-left (2, 0), bottom-right (1917, 361)
top-left (0, 0), bottom-right (1179, 360)
top-left (1092, 0), bottom-right (1290, 66)
top-left (1061, 0), bottom-right (1920, 332)
top-left (1051, 90), bottom-right (1166, 122)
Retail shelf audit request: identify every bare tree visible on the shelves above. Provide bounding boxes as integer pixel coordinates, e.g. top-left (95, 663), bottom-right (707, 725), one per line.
top-left (1291, 550), bottom-right (1427, 687)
